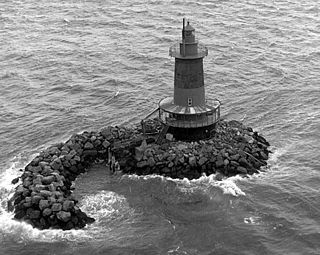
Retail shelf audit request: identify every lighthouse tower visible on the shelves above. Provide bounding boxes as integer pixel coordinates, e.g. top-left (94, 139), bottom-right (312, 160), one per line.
top-left (158, 19), bottom-right (221, 140)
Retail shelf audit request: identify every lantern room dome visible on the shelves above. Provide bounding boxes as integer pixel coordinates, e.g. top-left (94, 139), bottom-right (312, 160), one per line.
top-left (185, 22), bottom-right (195, 32)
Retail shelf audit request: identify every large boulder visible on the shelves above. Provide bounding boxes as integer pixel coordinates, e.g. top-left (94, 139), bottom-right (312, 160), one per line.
top-left (56, 211), bottom-right (71, 222)
top-left (51, 203), bottom-right (62, 212)
top-left (39, 200), bottom-right (49, 210)
top-left (62, 200), bottom-right (74, 212)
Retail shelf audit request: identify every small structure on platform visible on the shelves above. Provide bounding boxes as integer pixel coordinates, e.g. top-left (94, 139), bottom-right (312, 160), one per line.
top-left (148, 19), bottom-right (221, 141)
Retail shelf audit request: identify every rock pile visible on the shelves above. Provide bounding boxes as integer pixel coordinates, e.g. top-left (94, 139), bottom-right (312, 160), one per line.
top-left (8, 126), bottom-right (140, 230)
top-left (9, 120), bottom-right (270, 230)
top-left (129, 120), bottom-right (270, 179)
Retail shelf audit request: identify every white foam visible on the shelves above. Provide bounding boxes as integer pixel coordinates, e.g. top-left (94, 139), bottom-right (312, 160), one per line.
top-left (244, 216), bottom-right (261, 225)
top-left (0, 155), bottom-right (92, 242)
top-left (0, 209), bottom-right (91, 243)
top-left (79, 190), bottom-right (135, 223)
top-left (268, 145), bottom-right (289, 166)
top-left (0, 154), bottom-right (32, 214)
top-left (0, 190), bottom-right (135, 243)
top-left (245, 144), bottom-right (291, 181)
top-left (0, 155), bottom-right (27, 188)
top-left (124, 173), bottom-right (246, 197)
top-left (214, 176), bottom-right (246, 196)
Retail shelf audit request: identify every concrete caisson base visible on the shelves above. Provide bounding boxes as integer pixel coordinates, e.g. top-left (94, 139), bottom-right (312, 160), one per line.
top-left (168, 124), bottom-right (216, 141)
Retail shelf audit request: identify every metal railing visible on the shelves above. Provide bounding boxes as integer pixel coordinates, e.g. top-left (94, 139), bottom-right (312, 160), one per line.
top-left (159, 106), bottom-right (220, 128)
top-left (169, 42), bottom-right (208, 59)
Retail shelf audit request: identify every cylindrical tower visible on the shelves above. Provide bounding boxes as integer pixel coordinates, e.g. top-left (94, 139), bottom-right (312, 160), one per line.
top-left (174, 21), bottom-right (206, 107)
top-left (158, 19), bottom-right (221, 140)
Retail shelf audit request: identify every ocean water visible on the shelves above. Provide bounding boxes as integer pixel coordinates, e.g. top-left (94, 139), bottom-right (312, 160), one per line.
top-left (0, 0), bottom-right (319, 254)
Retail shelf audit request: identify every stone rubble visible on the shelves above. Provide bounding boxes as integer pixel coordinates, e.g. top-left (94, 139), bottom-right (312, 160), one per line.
top-left (8, 120), bottom-right (270, 230)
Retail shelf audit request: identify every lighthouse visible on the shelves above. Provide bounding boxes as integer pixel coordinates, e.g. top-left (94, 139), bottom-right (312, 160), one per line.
top-left (157, 19), bottom-right (221, 140)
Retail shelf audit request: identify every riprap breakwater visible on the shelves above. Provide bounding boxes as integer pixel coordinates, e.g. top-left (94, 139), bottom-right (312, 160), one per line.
top-left (8, 120), bottom-right (270, 230)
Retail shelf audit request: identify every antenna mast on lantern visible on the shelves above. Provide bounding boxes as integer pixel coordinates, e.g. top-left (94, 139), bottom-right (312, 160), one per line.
top-left (182, 18), bottom-right (186, 57)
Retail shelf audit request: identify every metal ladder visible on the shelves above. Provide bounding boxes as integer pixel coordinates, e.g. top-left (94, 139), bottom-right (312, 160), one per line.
top-left (156, 125), bottom-right (169, 144)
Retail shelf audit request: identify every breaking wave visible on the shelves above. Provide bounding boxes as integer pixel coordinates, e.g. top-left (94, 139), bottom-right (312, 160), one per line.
top-left (124, 172), bottom-right (246, 197)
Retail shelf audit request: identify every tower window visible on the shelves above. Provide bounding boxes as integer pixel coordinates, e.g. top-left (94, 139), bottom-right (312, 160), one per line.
top-left (188, 98), bottom-right (192, 106)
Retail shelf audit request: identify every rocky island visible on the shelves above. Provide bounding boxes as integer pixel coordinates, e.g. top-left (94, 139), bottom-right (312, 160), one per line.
top-left (8, 19), bottom-right (270, 230)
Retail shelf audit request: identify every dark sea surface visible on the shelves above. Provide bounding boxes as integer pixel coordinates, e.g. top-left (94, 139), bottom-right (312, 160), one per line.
top-left (0, 0), bottom-right (319, 254)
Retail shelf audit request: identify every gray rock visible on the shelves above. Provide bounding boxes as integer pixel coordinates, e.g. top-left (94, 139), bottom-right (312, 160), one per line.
top-left (32, 195), bottom-right (42, 205)
top-left (259, 151), bottom-right (268, 160)
top-left (147, 157), bottom-right (156, 167)
top-left (102, 140), bottom-right (110, 149)
top-left (29, 210), bottom-right (41, 219)
top-left (39, 161), bottom-right (49, 170)
top-left (31, 157), bottom-right (40, 166)
top-left (230, 160), bottom-right (239, 167)
top-left (48, 147), bottom-right (60, 156)
top-left (215, 155), bottom-right (224, 168)
top-left (230, 154), bottom-right (240, 161)
top-left (48, 197), bottom-right (57, 205)
top-left (101, 127), bottom-right (113, 139)
top-left (69, 150), bottom-right (77, 158)
top-left (199, 157), bottom-right (208, 166)
top-left (137, 160), bottom-right (148, 168)
top-left (52, 203), bottom-right (62, 212)
top-left (215, 172), bottom-right (224, 181)
top-left (178, 156), bottom-right (185, 164)
top-left (23, 178), bottom-right (32, 187)
top-left (48, 183), bottom-right (56, 192)
top-left (176, 143), bottom-right (188, 151)
top-left (70, 159), bottom-right (77, 166)
top-left (84, 142), bottom-right (94, 149)
top-left (62, 200), bottom-right (75, 212)
top-left (16, 185), bottom-right (23, 194)
top-left (63, 160), bottom-right (71, 168)
top-left (50, 158), bottom-right (62, 170)
top-left (237, 166), bottom-right (248, 174)
top-left (42, 208), bottom-right (52, 217)
top-left (61, 150), bottom-right (69, 156)
top-left (82, 150), bottom-right (97, 157)
top-left (42, 175), bottom-right (55, 185)
top-left (189, 156), bottom-right (197, 167)
top-left (53, 191), bottom-right (63, 198)
top-left (23, 202), bottom-right (32, 208)
top-left (61, 145), bottom-right (70, 153)
top-left (162, 167), bottom-right (171, 173)
top-left (39, 190), bottom-right (52, 198)
top-left (42, 166), bottom-right (53, 175)
top-left (12, 177), bottom-right (20, 184)
top-left (39, 200), bottom-right (50, 210)
top-left (35, 184), bottom-right (46, 191)
top-left (33, 176), bottom-right (43, 185)
top-left (57, 211), bottom-right (71, 222)
top-left (165, 133), bottom-right (174, 141)
top-left (28, 165), bottom-right (42, 173)
top-left (52, 181), bottom-right (64, 189)
top-left (239, 157), bottom-right (249, 167)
